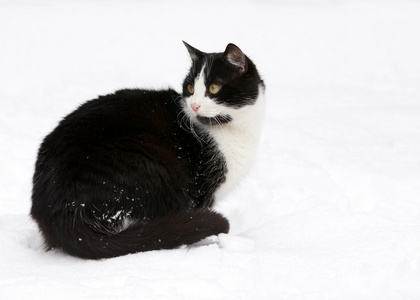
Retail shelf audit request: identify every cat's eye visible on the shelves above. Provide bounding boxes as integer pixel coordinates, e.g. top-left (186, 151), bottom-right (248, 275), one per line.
top-left (209, 84), bottom-right (221, 95)
top-left (187, 84), bottom-right (194, 94)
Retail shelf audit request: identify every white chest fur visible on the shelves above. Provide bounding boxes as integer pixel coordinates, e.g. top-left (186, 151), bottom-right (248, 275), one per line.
top-left (209, 90), bottom-right (265, 201)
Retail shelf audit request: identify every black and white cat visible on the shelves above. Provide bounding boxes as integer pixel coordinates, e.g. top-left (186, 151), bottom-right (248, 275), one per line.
top-left (31, 42), bottom-right (265, 259)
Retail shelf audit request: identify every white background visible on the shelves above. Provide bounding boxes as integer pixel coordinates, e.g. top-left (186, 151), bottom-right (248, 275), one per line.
top-left (1, 0), bottom-right (420, 299)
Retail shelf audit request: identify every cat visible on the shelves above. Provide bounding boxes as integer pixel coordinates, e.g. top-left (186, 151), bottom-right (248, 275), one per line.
top-left (31, 42), bottom-right (265, 259)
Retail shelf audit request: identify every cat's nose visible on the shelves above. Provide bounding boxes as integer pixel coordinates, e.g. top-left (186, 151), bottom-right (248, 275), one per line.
top-left (191, 103), bottom-right (201, 112)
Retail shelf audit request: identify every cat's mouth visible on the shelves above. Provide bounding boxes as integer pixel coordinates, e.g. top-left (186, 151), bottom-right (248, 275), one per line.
top-left (196, 114), bottom-right (232, 126)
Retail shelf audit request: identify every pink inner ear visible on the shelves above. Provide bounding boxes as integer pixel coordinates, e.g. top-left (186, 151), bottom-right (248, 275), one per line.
top-left (224, 44), bottom-right (248, 73)
top-left (227, 53), bottom-right (246, 68)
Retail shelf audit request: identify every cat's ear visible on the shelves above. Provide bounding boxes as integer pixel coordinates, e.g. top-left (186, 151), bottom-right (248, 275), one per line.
top-left (223, 43), bottom-right (248, 75)
top-left (183, 41), bottom-right (203, 62)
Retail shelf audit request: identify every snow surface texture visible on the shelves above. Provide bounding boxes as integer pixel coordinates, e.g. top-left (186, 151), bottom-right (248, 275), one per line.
top-left (1, 1), bottom-right (420, 299)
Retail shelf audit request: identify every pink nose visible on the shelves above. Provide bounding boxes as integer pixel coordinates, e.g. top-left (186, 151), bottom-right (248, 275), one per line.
top-left (191, 103), bottom-right (200, 112)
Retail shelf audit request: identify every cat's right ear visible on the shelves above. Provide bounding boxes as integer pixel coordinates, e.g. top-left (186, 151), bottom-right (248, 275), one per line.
top-left (223, 43), bottom-right (248, 75)
top-left (183, 41), bottom-right (203, 62)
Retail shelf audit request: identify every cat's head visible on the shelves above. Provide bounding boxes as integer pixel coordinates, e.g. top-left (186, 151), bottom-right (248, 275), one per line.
top-left (181, 42), bottom-right (265, 127)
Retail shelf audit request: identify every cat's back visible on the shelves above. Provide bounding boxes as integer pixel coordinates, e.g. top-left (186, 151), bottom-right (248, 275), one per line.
top-left (38, 89), bottom-right (181, 156)
top-left (56, 88), bottom-right (180, 138)
top-left (34, 88), bottom-right (184, 191)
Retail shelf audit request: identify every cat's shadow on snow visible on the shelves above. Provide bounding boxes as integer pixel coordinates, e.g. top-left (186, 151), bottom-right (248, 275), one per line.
top-left (24, 229), bottom-right (45, 251)
top-left (25, 229), bottom-right (223, 257)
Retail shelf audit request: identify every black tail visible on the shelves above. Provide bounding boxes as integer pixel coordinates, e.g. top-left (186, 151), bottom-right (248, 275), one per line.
top-left (40, 209), bottom-right (229, 259)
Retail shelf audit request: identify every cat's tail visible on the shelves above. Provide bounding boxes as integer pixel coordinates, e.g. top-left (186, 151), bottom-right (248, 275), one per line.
top-left (44, 209), bottom-right (229, 259)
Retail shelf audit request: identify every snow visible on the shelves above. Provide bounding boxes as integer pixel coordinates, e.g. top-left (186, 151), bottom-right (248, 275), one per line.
top-left (1, 0), bottom-right (420, 299)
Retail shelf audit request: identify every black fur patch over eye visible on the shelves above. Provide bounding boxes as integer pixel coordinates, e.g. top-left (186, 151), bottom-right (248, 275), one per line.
top-left (182, 52), bottom-right (263, 109)
top-left (204, 55), bottom-right (263, 108)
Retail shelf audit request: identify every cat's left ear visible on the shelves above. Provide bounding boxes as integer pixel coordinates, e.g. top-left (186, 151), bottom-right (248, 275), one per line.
top-left (223, 43), bottom-right (248, 75)
top-left (183, 41), bottom-right (203, 62)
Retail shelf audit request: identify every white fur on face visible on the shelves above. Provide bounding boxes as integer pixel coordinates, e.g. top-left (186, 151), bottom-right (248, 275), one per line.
top-left (184, 64), bottom-right (224, 121)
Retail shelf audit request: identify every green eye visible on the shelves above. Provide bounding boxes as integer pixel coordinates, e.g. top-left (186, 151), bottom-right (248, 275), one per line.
top-left (187, 84), bottom-right (194, 94)
top-left (209, 84), bottom-right (221, 94)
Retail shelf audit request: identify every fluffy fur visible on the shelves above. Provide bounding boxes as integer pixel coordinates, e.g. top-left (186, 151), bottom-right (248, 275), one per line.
top-left (31, 42), bottom-right (265, 259)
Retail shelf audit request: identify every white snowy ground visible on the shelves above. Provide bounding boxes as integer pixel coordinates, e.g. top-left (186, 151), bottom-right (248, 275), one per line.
top-left (1, 0), bottom-right (420, 299)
